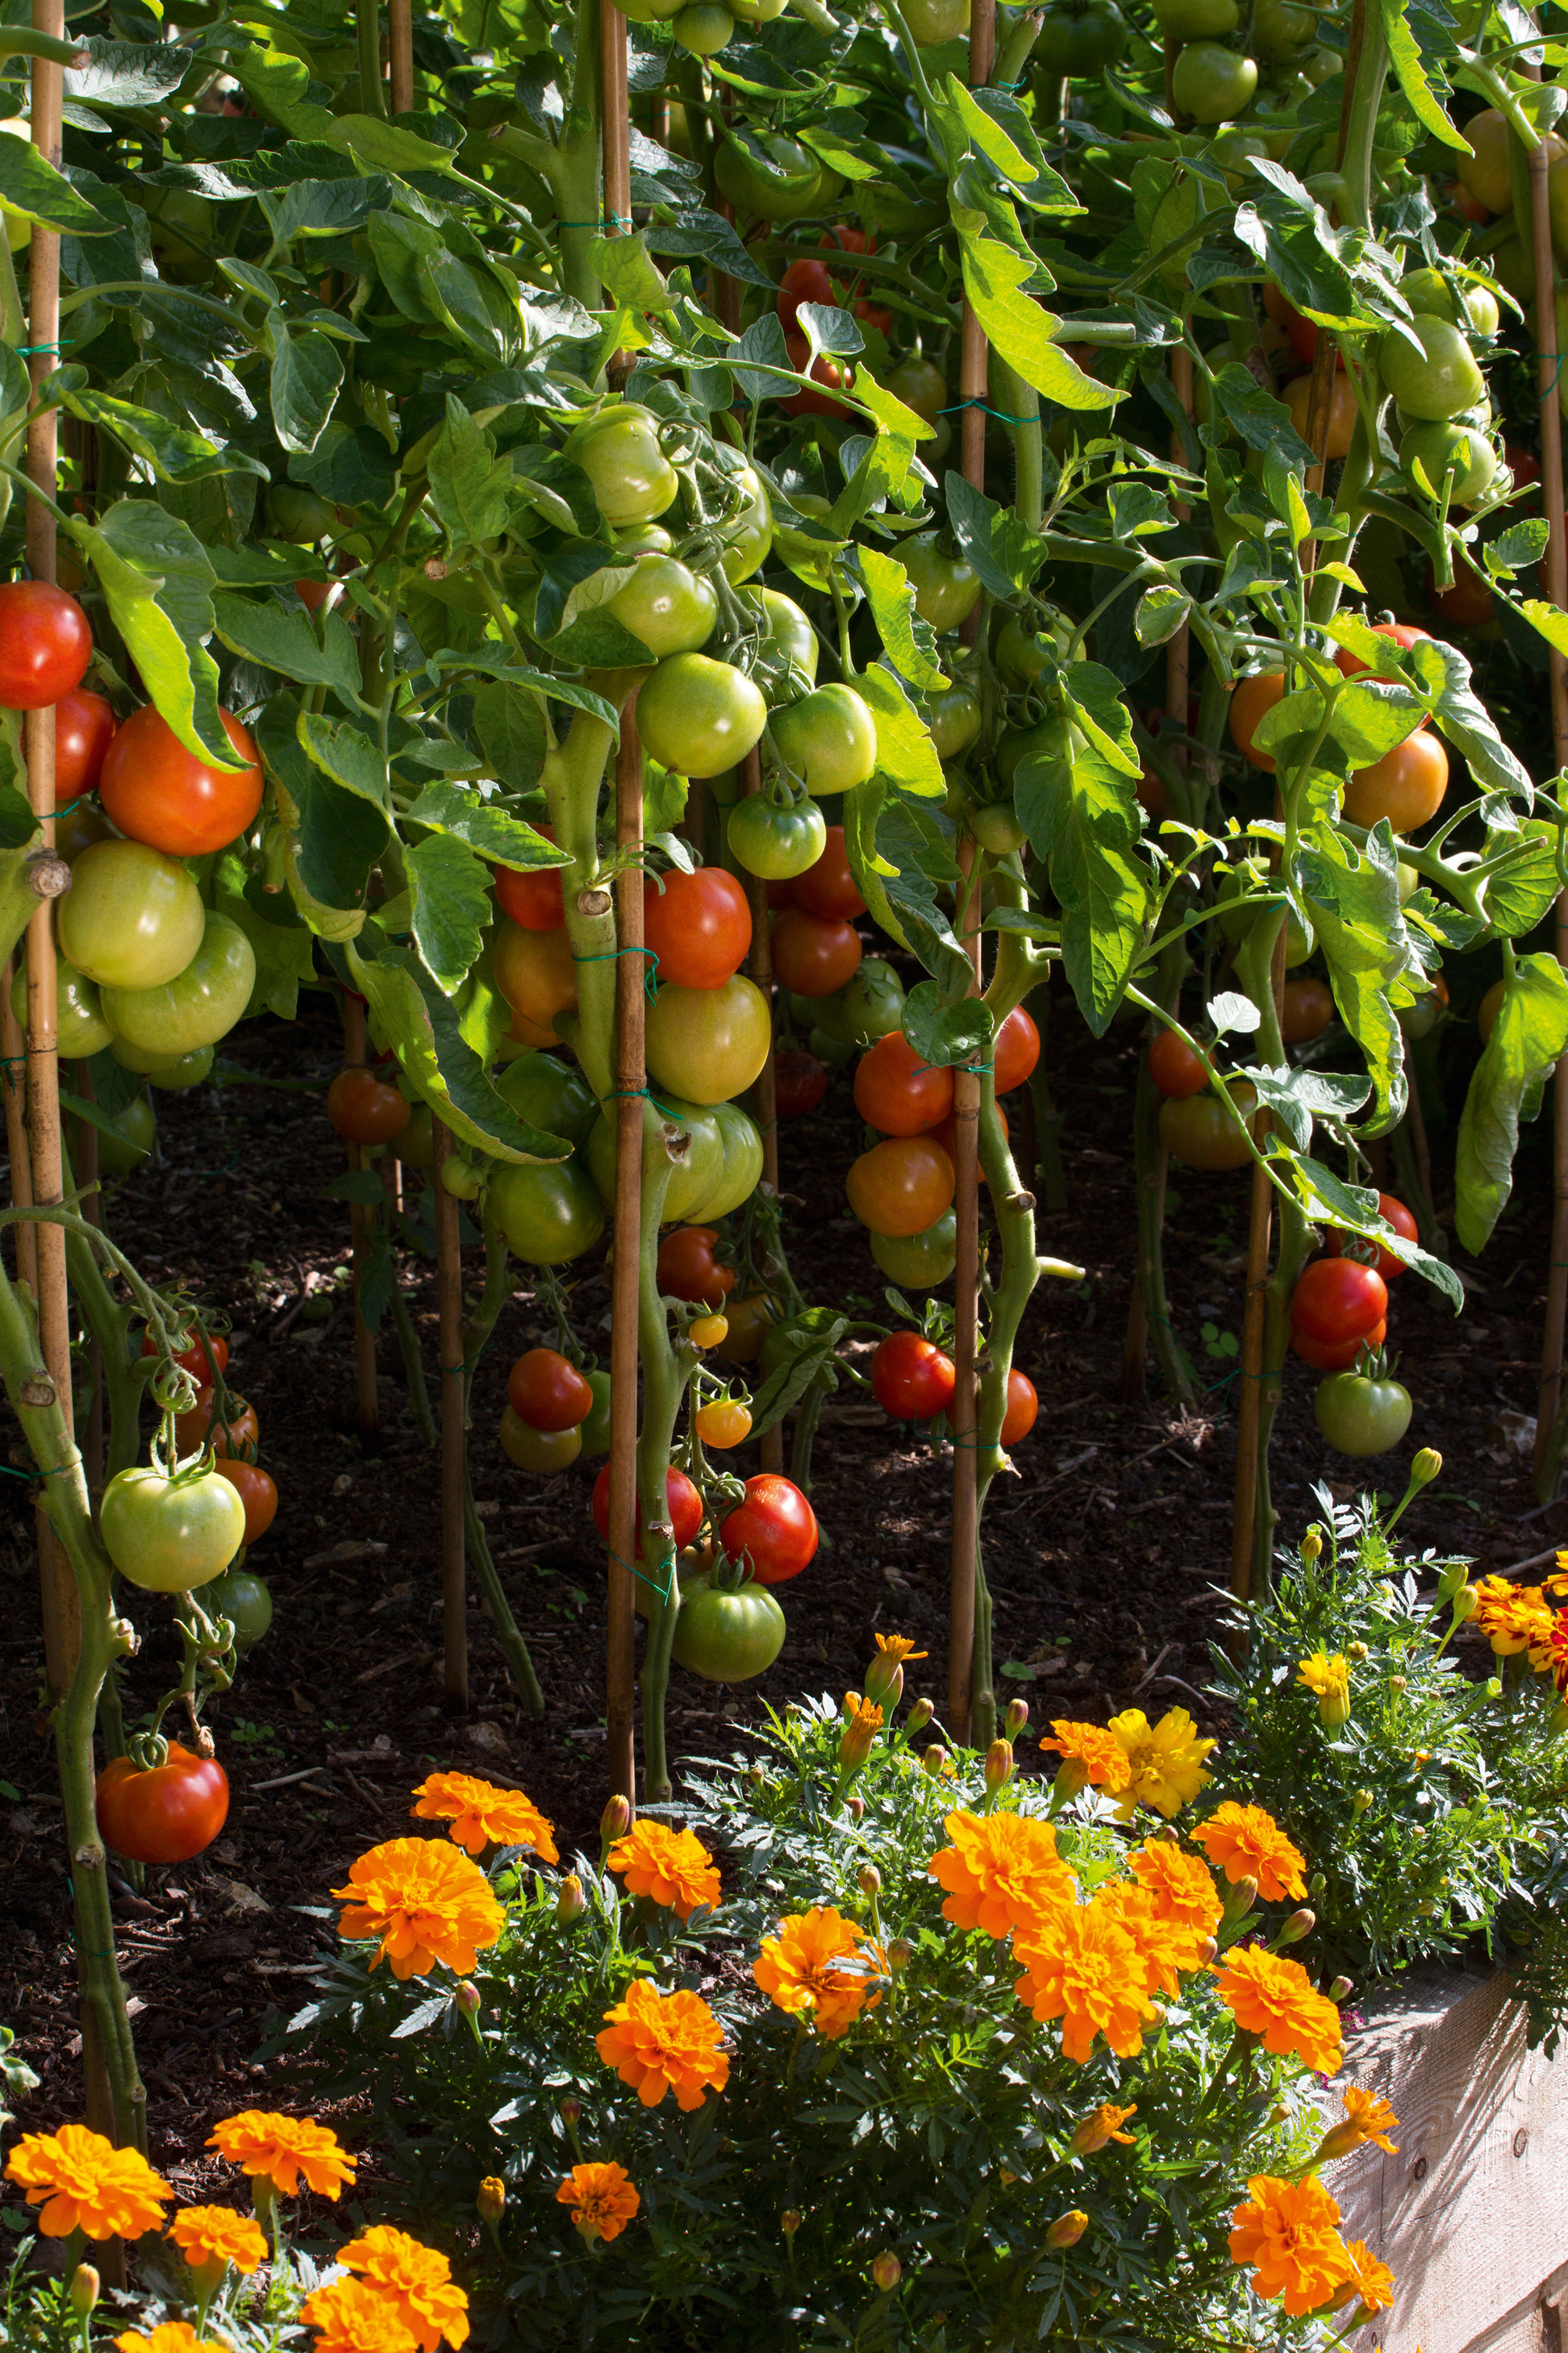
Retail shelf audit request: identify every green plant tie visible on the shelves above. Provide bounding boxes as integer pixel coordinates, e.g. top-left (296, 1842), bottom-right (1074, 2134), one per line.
top-left (0, 1459), bottom-right (71, 1478)
top-left (573, 943), bottom-right (660, 1000)
top-left (607, 1544), bottom-right (674, 1603)
top-left (17, 341), bottom-right (71, 356)
top-left (559, 215), bottom-right (632, 230)
top-left (940, 398), bottom-right (1037, 425)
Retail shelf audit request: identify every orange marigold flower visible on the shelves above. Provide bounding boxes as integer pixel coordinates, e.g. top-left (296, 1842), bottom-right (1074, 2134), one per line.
top-left (607, 1821), bottom-right (721, 1920)
top-left (339, 2226), bottom-right (469, 2352)
top-left (1469, 1574), bottom-right (1555, 1658)
top-left (1097, 1881), bottom-right (1209, 1996)
top-left (409, 1772), bottom-right (558, 1863)
top-left (1128, 1840), bottom-right (1222, 1936)
top-left (332, 1838), bottom-right (505, 1980)
top-left (301, 2276), bottom-right (419, 2353)
top-left (1037, 1721), bottom-right (1132, 1794)
top-left (6, 2124), bottom-right (172, 2242)
top-left (1192, 1802), bottom-right (1308, 1903)
top-left (557, 2162), bottom-right (640, 2246)
top-left (117, 2328), bottom-right (231, 2353)
top-left (1530, 1607), bottom-right (1568, 1696)
top-left (871, 1634), bottom-right (927, 1665)
top-left (595, 1977), bottom-right (730, 2110)
top-left (1212, 1946), bottom-right (1343, 2075)
top-left (167, 2204), bottom-right (268, 2278)
top-left (753, 1906), bottom-right (886, 2040)
top-left (926, 1810), bottom-right (1075, 1938)
top-left (207, 2111), bottom-right (357, 2201)
top-left (1315, 2085), bottom-right (1399, 2161)
top-left (1228, 2175), bottom-right (1350, 2317)
top-left (1332, 2240), bottom-right (1395, 2315)
top-left (839, 1692), bottom-right (884, 1771)
top-left (1070, 2102), bottom-right (1137, 2154)
top-left (1011, 1896), bottom-right (1160, 2062)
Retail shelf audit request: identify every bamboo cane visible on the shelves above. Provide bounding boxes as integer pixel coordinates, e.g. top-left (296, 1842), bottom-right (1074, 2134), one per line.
top-left (388, 0), bottom-right (413, 113)
top-left (340, 995), bottom-right (381, 1437)
top-left (432, 1116), bottom-right (468, 1711)
top-left (2, 958), bottom-right (34, 1291)
top-left (76, 1063), bottom-right (102, 1494)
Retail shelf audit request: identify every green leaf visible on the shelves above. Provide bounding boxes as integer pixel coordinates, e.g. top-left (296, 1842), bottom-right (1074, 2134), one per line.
top-left (346, 941), bottom-right (572, 1165)
top-left (1243, 1061), bottom-right (1369, 1149)
top-left (1408, 637), bottom-right (1533, 797)
top-left (854, 664), bottom-right (944, 797)
top-left (944, 471), bottom-right (1048, 602)
top-left (1064, 661), bottom-right (1141, 780)
top-left (1015, 711), bottom-right (1148, 1034)
top-left (1455, 954), bottom-right (1568, 1254)
top-left (289, 420), bottom-right (397, 511)
top-left (322, 113), bottom-right (459, 173)
top-left (902, 978), bottom-right (993, 1070)
top-left (406, 783), bottom-right (565, 874)
top-left (427, 394), bottom-right (509, 553)
top-left (44, 376), bottom-right (266, 485)
top-left (212, 593), bottom-right (362, 702)
top-left (297, 712), bottom-right (389, 807)
top-left (1295, 820), bottom-right (1409, 1133)
top-left (855, 548), bottom-right (948, 691)
top-left (1288, 1150), bottom-right (1463, 1306)
top-left (1330, 679), bottom-right (1433, 765)
top-left (227, 44), bottom-right (334, 139)
top-left (957, 235), bottom-right (1120, 411)
top-left (265, 320), bottom-right (343, 457)
top-left (407, 832), bottom-right (494, 995)
top-left (1203, 363), bottom-right (1314, 464)
top-left (1516, 597), bottom-right (1568, 661)
top-left (1134, 586), bottom-right (1190, 648)
top-left (213, 852), bottom-right (317, 1020)
top-left (0, 137), bottom-right (108, 232)
top-left (844, 782), bottom-right (970, 997)
top-left (1484, 820), bottom-right (1562, 938)
top-left (68, 503), bottom-right (245, 773)
top-left (1378, 0), bottom-right (1467, 151)
top-left (472, 679), bottom-right (546, 794)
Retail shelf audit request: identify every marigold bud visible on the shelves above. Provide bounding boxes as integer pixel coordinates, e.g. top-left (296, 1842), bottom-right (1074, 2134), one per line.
top-left (998, 2166), bottom-right (1016, 2186)
top-left (1328, 1975), bottom-right (1353, 2003)
top-left (1070, 2102), bottom-right (1136, 2155)
top-left (1301, 1527), bottom-right (1324, 1563)
top-left (1389, 1675), bottom-right (1406, 1692)
top-left (557, 1871), bottom-right (586, 1921)
top-left (1410, 1447), bottom-right (1441, 1485)
top-left (781, 2209), bottom-right (802, 2239)
top-left (922, 1743), bottom-right (949, 1778)
top-left (1045, 2209), bottom-right (1089, 2250)
top-left (69, 2266), bottom-right (99, 2319)
top-left (864, 1654), bottom-right (903, 1710)
top-left (1196, 1936), bottom-right (1218, 1964)
top-left (1451, 1583), bottom-right (1478, 1622)
top-left (905, 1696), bottom-right (934, 1734)
top-left (886, 1938), bottom-right (911, 1971)
top-left (1050, 1753), bottom-right (1090, 1800)
top-left (1352, 1789), bottom-right (1374, 1815)
top-left (845, 1794), bottom-right (865, 1819)
top-left (560, 2096), bottom-right (582, 2128)
top-left (1347, 1640), bottom-right (1368, 1662)
top-left (1222, 1874), bottom-right (1258, 1921)
top-left (477, 2178), bottom-right (507, 2226)
top-left (1278, 1909), bottom-right (1316, 1946)
top-left (600, 1794), bottom-right (632, 1842)
top-left (858, 1863), bottom-right (882, 1895)
top-left (984, 1738), bottom-right (1014, 1794)
top-left (454, 1980), bottom-right (481, 2016)
top-left (870, 2251), bottom-right (902, 2293)
top-left (1003, 1697), bottom-right (1029, 1739)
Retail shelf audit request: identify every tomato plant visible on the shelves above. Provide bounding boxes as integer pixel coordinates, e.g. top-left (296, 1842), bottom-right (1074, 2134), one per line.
top-left (96, 1744), bottom-right (229, 1867)
top-left (175, 1389), bottom-right (260, 1460)
top-left (644, 974), bottom-right (772, 1103)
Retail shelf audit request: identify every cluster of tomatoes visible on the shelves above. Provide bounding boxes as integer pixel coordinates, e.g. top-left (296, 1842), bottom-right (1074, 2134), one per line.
top-left (1230, 619), bottom-right (1450, 840)
top-left (869, 1325), bottom-right (1039, 1453)
top-left (500, 1344), bottom-right (613, 1475)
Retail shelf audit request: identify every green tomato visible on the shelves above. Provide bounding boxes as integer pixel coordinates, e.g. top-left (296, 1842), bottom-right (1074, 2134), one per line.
top-left (607, 554), bottom-right (719, 657)
top-left (615, 0), bottom-right (682, 21)
top-left (1170, 41), bottom-right (1258, 120)
top-left (565, 403), bottom-right (679, 529)
top-left (689, 1098), bottom-right (764, 1220)
top-left (670, 1572), bottom-right (786, 1681)
top-left (719, 465), bottom-right (774, 585)
top-left (145, 189), bottom-right (215, 283)
top-left (971, 802), bottom-right (1028, 855)
top-left (870, 1210), bottom-right (957, 1288)
top-left (886, 357), bottom-right (948, 432)
top-left (10, 953), bottom-right (112, 1060)
top-left (111, 1037), bottom-right (215, 1091)
top-left (1401, 418), bottom-right (1496, 505)
top-left (499, 1407), bottom-right (583, 1472)
top-left (1035, 0), bottom-right (1128, 68)
top-left (101, 910), bottom-right (256, 1058)
top-left (645, 974), bottom-right (772, 1104)
top-left (489, 1155), bottom-right (607, 1265)
top-left (995, 614), bottom-right (1053, 685)
top-left (728, 791), bottom-right (828, 880)
top-left (587, 1095), bottom-right (725, 1223)
top-left (1253, 0), bottom-right (1316, 53)
top-left (715, 132), bottom-right (830, 223)
top-left (1378, 315), bottom-right (1486, 420)
top-left (204, 1565), bottom-right (273, 1652)
top-left (740, 586), bottom-right (818, 698)
top-left (673, 0), bottom-right (732, 42)
top-left (816, 956), bottom-right (905, 1045)
top-left (808, 1021), bottom-right (857, 1067)
top-left (637, 653), bottom-right (768, 778)
top-left (578, 1368), bottom-right (614, 1454)
top-left (770, 683), bottom-right (878, 797)
top-left (57, 838), bottom-right (206, 992)
top-left (440, 1155), bottom-right (484, 1199)
top-left (94, 1092), bottom-right (156, 1177)
top-left (1399, 267), bottom-right (1499, 336)
top-left (396, 1103), bottom-right (434, 1169)
top-left (497, 1049), bottom-right (599, 1150)
top-left (264, 485), bottom-right (333, 543)
top-left (927, 679), bottom-right (982, 761)
top-left (730, 0), bottom-right (786, 17)
top-left (102, 1462), bottom-right (247, 1592)
top-left (901, 532), bottom-right (980, 632)
top-left (1153, 0), bottom-right (1235, 35)
top-left (1313, 1367), bottom-right (1413, 1456)
top-left (901, 0), bottom-right (970, 35)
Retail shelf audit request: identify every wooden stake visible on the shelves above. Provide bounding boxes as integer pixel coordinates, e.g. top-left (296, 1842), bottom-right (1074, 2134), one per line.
top-left (607, 707), bottom-right (643, 1814)
top-left (2, 959), bottom-right (34, 1294)
top-left (739, 745), bottom-right (783, 1471)
top-left (388, 0), bottom-right (413, 113)
top-left (340, 995), bottom-right (381, 1437)
top-left (432, 1116), bottom-right (468, 1711)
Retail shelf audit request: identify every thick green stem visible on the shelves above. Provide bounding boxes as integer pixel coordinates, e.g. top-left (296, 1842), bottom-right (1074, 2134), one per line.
top-left (462, 1223), bottom-right (544, 1713)
top-left (1129, 1045), bottom-right (1195, 1406)
top-left (543, 0), bottom-right (608, 311)
top-left (545, 715), bottom-right (620, 1103)
top-left (357, 0), bottom-right (387, 119)
top-left (1022, 983), bottom-right (1067, 1215)
top-left (990, 353), bottom-right (1043, 534)
top-left (61, 1226), bottom-right (145, 1483)
top-left (635, 1121), bottom-right (681, 1802)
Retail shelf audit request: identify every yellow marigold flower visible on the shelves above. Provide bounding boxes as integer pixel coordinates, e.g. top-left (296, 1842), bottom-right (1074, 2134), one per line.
top-left (339, 2226), bottom-right (469, 2353)
top-left (117, 2327), bottom-right (231, 2353)
top-left (1332, 2240), bottom-right (1395, 2315)
top-left (1070, 2102), bottom-right (1137, 2155)
top-left (6, 2124), bottom-right (172, 2242)
top-left (926, 1810), bottom-right (1075, 1938)
top-left (332, 1838), bottom-right (505, 1981)
top-left (839, 1691), bottom-right (884, 1771)
top-left (1212, 1946), bottom-right (1343, 2076)
top-left (301, 2276), bottom-right (419, 2353)
top-left (1105, 1707), bottom-right (1216, 1819)
top-left (1296, 1651), bottom-right (1351, 1729)
top-left (1128, 1841), bottom-right (1222, 1936)
top-left (607, 1821), bottom-right (721, 1920)
top-left (753, 1906), bottom-right (886, 2040)
top-left (1011, 1896), bottom-right (1160, 2063)
top-left (1096, 1881), bottom-right (1210, 1996)
top-left (1037, 1720), bottom-right (1132, 1794)
top-left (409, 1772), bottom-right (558, 1863)
top-left (207, 2111), bottom-right (357, 2201)
top-left (167, 2205), bottom-right (268, 2280)
top-left (557, 2162), bottom-right (640, 2246)
top-left (1192, 1802), bottom-right (1308, 1903)
top-left (873, 1633), bottom-right (926, 1663)
top-left (595, 1978), bottom-right (730, 2110)
top-left (1228, 2176), bottom-right (1351, 2316)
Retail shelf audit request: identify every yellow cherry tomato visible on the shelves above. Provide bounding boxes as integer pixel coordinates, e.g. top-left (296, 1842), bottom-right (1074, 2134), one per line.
top-left (695, 1398), bottom-right (753, 1448)
top-left (688, 1314), bottom-right (729, 1350)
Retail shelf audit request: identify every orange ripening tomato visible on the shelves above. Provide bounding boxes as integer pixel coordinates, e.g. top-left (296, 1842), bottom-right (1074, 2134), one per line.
top-left (494, 826), bottom-right (566, 931)
top-left (493, 918), bottom-right (578, 1035)
top-left (1262, 280), bottom-right (1341, 368)
top-left (55, 689), bottom-right (117, 797)
top-left (1281, 975), bottom-right (1334, 1045)
top-left (657, 1225), bottom-right (736, 1309)
top-left (1285, 371), bottom-right (1357, 461)
top-left (770, 906), bottom-right (863, 997)
top-left (793, 826), bottom-right (867, 921)
top-left (846, 1134), bottom-right (955, 1237)
top-left (694, 1397), bottom-right (753, 1450)
top-left (1426, 565), bottom-right (1493, 628)
top-left (999, 1367), bottom-right (1037, 1448)
top-left (100, 706), bottom-right (264, 857)
top-left (993, 1004), bottom-right (1040, 1095)
top-left (215, 1458), bottom-right (277, 1546)
top-left (1229, 673), bottom-right (1287, 772)
top-left (175, 1388), bottom-right (260, 1458)
top-left (854, 1031), bottom-right (953, 1135)
top-left (327, 1066), bottom-right (411, 1146)
top-left (1342, 731), bottom-right (1449, 832)
top-left (644, 864), bottom-right (753, 989)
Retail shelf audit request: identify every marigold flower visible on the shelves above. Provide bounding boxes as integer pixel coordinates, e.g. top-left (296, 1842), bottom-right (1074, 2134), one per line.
top-left (839, 1691), bottom-right (883, 1771)
top-left (1313, 2084), bottom-right (1400, 2163)
top-left (167, 2204), bottom-right (268, 2279)
top-left (1213, 1946), bottom-right (1343, 2076)
top-left (607, 1821), bottom-right (721, 1919)
top-left (1192, 1802), bottom-right (1309, 1903)
top-left (1011, 1896), bottom-right (1161, 2062)
top-left (753, 1906), bottom-right (886, 2039)
top-left (116, 2328), bottom-right (231, 2353)
top-left (595, 1977), bottom-right (730, 2109)
top-left (1228, 2175), bottom-right (1351, 2316)
top-left (301, 2276), bottom-right (419, 2353)
top-left (1070, 2102), bottom-right (1137, 2155)
top-left (410, 1772), bottom-right (558, 1863)
top-left (1530, 1607), bottom-right (1568, 1696)
top-left (865, 1633), bottom-right (927, 1707)
top-left (6, 2124), bottom-right (172, 2242)
top-left (1297, 1651), bottom-right (1351, 1729)
top-left (207, 2111), bottom-right (357, 2201)
top-left (1097, 1880), bottom-right (1211, 1996)
top-left (476, 2178), bottom-right (506, 2226)
top-left (1128, 1840), bottom-right (1222, 1935)
top-left (332, 1838), bottom-right (505, 1980)
top-left (1105, 1707), bottom-right (1216, 1818)
top-left (1037, 1720), bottom-right (1132, 1795)
top-left (339, 2226), bottom-right (469, 2352)
top-left (1469, 1575), bottom-right (1557, 1658)
top-left (557, 2161), bottom-right (640, 2246)
top-left (926, 1810), bottom-right (1074, 1938)
top-left (1332, 2240), bottom-right (1395, 2315)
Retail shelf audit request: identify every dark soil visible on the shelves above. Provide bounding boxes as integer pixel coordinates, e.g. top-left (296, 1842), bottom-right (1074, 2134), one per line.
top-left (1, 983), bottom-right (1558, 2205)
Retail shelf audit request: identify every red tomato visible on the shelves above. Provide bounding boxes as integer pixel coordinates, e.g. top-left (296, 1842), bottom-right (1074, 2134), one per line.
top-left (591, 1464), bottom-right (703, 1556)
top-left (776, 255), bottom-right (836, 332)
top-left (175, 1388), bottom-right (259, 1459)
top-left (774, 1046), bottom-right (828, 1117)
top-left (295, 578), bottom-right (332, 613)
top-left (1137, 766), bottom-right (1167, 820)
top-left (1282, 975), bottom-right (1334, 1045)
top-left (644, 864), bottom-right (753, 990)
top-left (656, 1225), bottom-right (736, 1308)
top-left (0, 582), bottom-right (92, 709)
top-left (1148, 1030), bottom-right (1211, 1099)
top-left (1290, 1258), bottom-right (1388, 1348)
top-left (783, 333), bottom-right (853, 419)
top-left (854, 1031), bottom-right (954, 1136)
top-left (494, 828), bottom-right (566, 931)
top-left (993, 1004), bottom-right (1040, 1095)
top-left (1333, 620), bottom-right (1431, 690)
top-left (770, 906), bottom-right (863, 996)
top-left (96, 1742), bottom-right (228, 1865)
top-left (1426, 565), bottom-right (1494, 628)
top-left (140, 1327), bottom-right (229, 1384)
top-left (1291, 1315), bottom-right (1386, 1371)
top-left (821, 224), bottom-right (873, 256)
top-left (766, 877), bottom-right (796, 911)
top-left (1324, 1192), bottom-right (1419, 1283)
top-left (99, 706), bottom-right (264, 857)
top-left (999, 1367), bottom-right (1037, 1447)
top-left (214, 1458), bottom-right (277, 1547)
top-left (792, 826), bottom-right (866, 921)
top-left (507, 1345), bottom-right (594, 1431)
top-left (327, 1066), bottom-right (411, 1146)
top-left (870, 1329), bottom-right (956, 1420)
top-left (55, 689), bottom-right (117, 796)
top-left (718, 1472), bottom-right (818, 1583)
top-left (855, 298), bottom-right (894, 334)
top-left (1229, 673), bottom-right (1287, 773)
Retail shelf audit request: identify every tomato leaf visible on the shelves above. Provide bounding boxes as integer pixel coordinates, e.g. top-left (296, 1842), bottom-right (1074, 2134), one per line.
top-left (347, 942), bottom-right (573, 1166)
top-left (426, 394), bottom-right (510, 553)
top-left (1329, 679), bottom-right (1434, 765)
top-left (1455, 953), bottom-right (1568, 1255)
top-left (471, 681), bottom-right (546, 796)
top-left (854, 663), bottom-right (944, 799)
top-left (323, 113), bottom-right (460, 174)
top-left (1483, 819), bottom-right (1562, 938)
top-left (944, 473), bottom-right (1048, 603)
top-left (265, 319), bottom-right (344, 457)
top-left (407, 832), bottom-right (494, 996)
top-left (1378, 0), bottom-right (1468, 152)
top-left (1286, 1150), bottom-right (1463, 1306)
top-left (404, 784), bottom-right (564, 875)
top-left (1295, 820), bottom-right (1409, 1133)
top-left (844, 782), bottom-right (971, 999)
top-left (69, 502), bottom-right (248, 774)
top-left (297, 713), bottom-right (389, 807)
top-left (956, 233), bottom-right (1121, 411)
top-left (1407, 636), bottom-right (1533, 798)
top-left (1065, 661), bottom-right (1142, 780)
top-left (1201, 364), bottom-right (1315, 465)
top-left (0, 135), bottom-right (108, 232)
top-left (1241, 1063), bottom-right (1370, 1149)
top-left (1015, 713), bottom-right (1148, 1037)
top-left (211, 594), bottom-right (363, 703)
top-left (748, 1311), bottom-right (851, 1438)
top-left (853, 548), bottom-right (948, 692)
top-left (901, 979), bottom-right (993, 1070)
top-left (43, 371), bottom-right (266, 484)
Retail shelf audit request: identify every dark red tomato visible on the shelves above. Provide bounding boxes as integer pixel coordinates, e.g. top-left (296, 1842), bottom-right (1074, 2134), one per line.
top-left (140, 1327), bottom-right (229, 1384)
top-left (1324, 1191), bottom-right (1419, 1283)
top-left (871, 1330), bottom-right (956, 1421)
top-left (327, 1066), bottom-right (411, 1146)
top-left (295, 578), bottom-right (332, 613)
top-left (592, 1462), bottom-right (703, 1556)
top-left (214, 1458), bottom-right (277, 1546)
top-left (0, 582), bottom-right (93, 710)
top-left (99, 706), bottom-right (263, 857)
top-left (1290, 1258), bottom-right (1388, 1348)
top-left (766, 877), bottom-right (796, 910)
top-left (507, 1345), bottom-right (594, 1431)
top-left (1262, 280), bottom-right (1342, 369)
top-left (855, 297), bottom-right (894, 334)
top-left (770, 907), bottom-right (863, 997)
top-left (993, 1005), bottom-right (1040, 1095)
top-left (854, 1031), bottom-right (953, 1136)
top-left (1149, 1030), bottom-right (1211, 1099)
top-left (1291, 1315), bottom-right (1386, 1371)
top-left (656, 1224), bottom-right (736, 1308)
top-left (793, 826), bottom-right (867, 921)
top-left (55, 689), bottom-right (116, 796)
top-left (821, 223), bottom-right (873, 256)
top-left (175, 1388), bottom-right (259, 1458)
top-left (719, 1472), bottom-right (819, 1583)
top-left (1000, 1367), bottom-right (1037, 1447)
top-left (1282, 975), bottom-right (1334, 1045)
top-left (775, 1046), bottom-right (828, 1116)
top-left (494, 826), bottom-right (565, 931)
top-left (644, 864), bottom-right (752, 990)
top-left (776, 255), bottom-right (836, 332)
top-left (96, 1741), bottom-right (229, 1864)
top-left (783, 333), bottom-right (853, 419)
